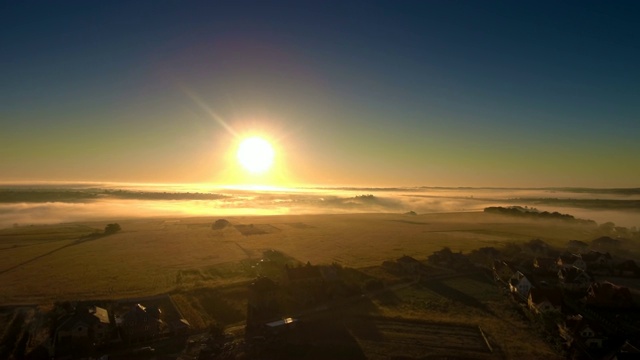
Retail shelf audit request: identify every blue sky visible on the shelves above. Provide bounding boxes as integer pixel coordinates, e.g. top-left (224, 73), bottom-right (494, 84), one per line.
top-left (1, 1), bottom-right (639, 187)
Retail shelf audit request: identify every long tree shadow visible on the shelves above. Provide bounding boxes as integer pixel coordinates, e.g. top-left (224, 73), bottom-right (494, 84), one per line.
top-left (0, 232), bottom-right (114, 275)
top-left (421, 280), bottom-right (496, 316)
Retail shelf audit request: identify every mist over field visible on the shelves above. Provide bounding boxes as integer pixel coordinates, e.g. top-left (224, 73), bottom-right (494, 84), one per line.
top-left (0, 183), bottom-right (638, 229)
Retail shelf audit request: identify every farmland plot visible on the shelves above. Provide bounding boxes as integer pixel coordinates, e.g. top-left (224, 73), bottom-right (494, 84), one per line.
top-left (367, 278), bottom-right (562, 359)
top-left (348, 317), bottom-right (493, 359)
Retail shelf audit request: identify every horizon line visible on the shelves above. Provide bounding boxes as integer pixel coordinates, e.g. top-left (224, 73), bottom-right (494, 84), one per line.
top-left (0, 180), bottom-right (638, 192)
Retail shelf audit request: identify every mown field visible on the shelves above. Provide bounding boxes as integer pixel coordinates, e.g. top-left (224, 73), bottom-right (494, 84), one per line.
top-left (0, 212), bottom-right (599, 304)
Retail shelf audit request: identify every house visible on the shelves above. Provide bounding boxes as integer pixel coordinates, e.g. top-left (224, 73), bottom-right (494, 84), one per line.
top-left (396, 255), bottom-right (422, 275)
top-left (558, 267), bottom-right (593, 292)
top-left (557, 253), bottom-right (587, 271)
top-left (119, 303), bottom-right (165, 342)
top-left (56, 305), bottom-right (111, 346)
top-left (509, 271), bottom-right (533, 299)
top-left (558, 314), bottom-right (582, 347)
top-left (585, 282), bottom-right (635, 309)
top-left (533, 257), bottom-right (558, 275)
top-left (527, 288), bottom-right (563, 314)
top-left (578, 321), bottom-right (607, 349)
top-left (558, 314), bottom-right (607, 350)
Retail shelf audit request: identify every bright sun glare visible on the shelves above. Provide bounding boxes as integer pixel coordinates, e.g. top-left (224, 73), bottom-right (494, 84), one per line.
top-left (237, 137), bottom-right (275, 174)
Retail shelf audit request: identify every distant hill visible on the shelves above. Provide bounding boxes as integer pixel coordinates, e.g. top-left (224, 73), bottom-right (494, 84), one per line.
top-left (0, 189), bottom-right (228, 202)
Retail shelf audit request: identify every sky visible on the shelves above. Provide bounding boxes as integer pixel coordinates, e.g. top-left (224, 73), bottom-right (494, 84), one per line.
top-left (2, 1), bottom-right (639, 188)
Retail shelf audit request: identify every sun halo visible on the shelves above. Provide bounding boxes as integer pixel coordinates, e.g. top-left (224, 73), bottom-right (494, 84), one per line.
top-left (237, 136), bottom-right (275, 174)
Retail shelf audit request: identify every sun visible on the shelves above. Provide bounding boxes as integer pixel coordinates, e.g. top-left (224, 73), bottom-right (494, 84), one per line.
top-left (237, 136), bottom-right (275, 174)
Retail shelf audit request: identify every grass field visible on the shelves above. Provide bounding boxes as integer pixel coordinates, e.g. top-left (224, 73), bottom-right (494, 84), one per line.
top-left (0, 212), bottom-right (599, 304)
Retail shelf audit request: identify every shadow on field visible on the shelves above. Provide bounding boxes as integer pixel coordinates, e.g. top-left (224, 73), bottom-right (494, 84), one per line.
top-left (272, 317), bottom-right (368, 359)
top-left (0, 232), bottom-right (114, 275)
top-left (345, 316), bottom-right (384, 342)
top-left (370, 289), bottom-right (401, 307)
top-left (421, 280), bottom-right (495, 316)
top-left (197, 290), bottom-right (246, 325)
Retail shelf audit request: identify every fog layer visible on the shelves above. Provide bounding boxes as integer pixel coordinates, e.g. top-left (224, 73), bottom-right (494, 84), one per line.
top-left (0, 184), bottom-right (638, 228)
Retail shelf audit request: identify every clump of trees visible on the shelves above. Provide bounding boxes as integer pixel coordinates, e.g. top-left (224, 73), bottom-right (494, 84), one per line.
top-left (428, 247), bottom-right (473, 270)
top-left (484, 206), bottom-right (595, 224)
top-left (212, 219), bottom-right (231, 230)
top-left (104, 223), bottom-right (121, 234)
top-left (467, 246), bottom-right (501, 267)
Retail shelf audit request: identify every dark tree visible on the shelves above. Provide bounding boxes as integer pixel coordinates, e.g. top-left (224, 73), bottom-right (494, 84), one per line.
top-left (428, 247), bottom-right (453, 264)
top-left (501, 242), bottom-right (522, 259)
top-left (104, 223), bottom-right (121, 234)
top-left (468, 247), bottom-right (501, 267)
top-left (523, 238), bottom-right (549, 254)
top-left (567, 240), bottom-right (588, 253)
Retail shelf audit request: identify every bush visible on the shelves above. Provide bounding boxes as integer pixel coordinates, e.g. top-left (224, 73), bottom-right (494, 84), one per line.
top-left (104, 223), bottom-right (121, 234)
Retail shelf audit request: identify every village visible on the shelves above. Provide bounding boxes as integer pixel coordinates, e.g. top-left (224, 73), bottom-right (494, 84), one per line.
top-left (5, 237), bottom-right (640, 359)
top-left (490, 236), bottom-right (640, 359)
